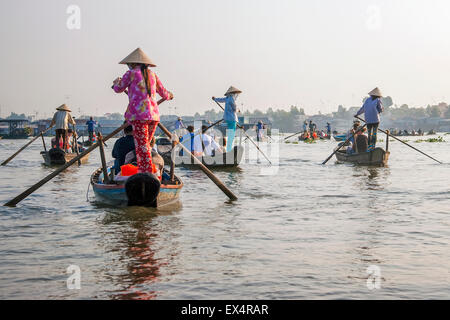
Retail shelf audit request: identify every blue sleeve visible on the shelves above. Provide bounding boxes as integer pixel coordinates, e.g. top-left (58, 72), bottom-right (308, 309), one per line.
top-left (377, 99), bottom-right (384, 113)
top-left (214, 97), bottom-right (227, 103)
top-left (356, 104), bottom-right (365, 116)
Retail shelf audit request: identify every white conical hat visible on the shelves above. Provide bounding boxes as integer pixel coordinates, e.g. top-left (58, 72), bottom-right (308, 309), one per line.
top-left (224, 86), bottom-right (242, 96)
top-left (368, 87), bottom-right (383, 97)
top-left (56, 104), bottom-right (71, 112)
top-left (119, 48), bottom-right (156, 67)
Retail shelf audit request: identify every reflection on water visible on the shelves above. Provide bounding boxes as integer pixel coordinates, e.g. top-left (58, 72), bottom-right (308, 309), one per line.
top-left (100, 206), bottom-right (182, 300)
top-left (0, 137), bottom-right (450, 299)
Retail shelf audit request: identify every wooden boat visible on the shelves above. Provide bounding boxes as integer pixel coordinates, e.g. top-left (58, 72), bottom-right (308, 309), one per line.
top-left (335, 147), bottom-right (389, 167)
top-left (298, 133), bottom-right (320, 142)
top-left (41, 148), bottom-right (89, 166)
top-left (333, 134), bottom-right (346, 142)
top-left (157, 138), bottom-right (244, 168)
top-left (91, 167), bottom-right (183, 207)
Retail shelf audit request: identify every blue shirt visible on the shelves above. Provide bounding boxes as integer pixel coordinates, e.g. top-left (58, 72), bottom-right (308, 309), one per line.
top-left (112, 135), bottom-right (135, 168)
top-left (356, 97), bottom-right (383, 124)
top-left (86, 120), bottom-right (97, 132)
top-left (214, 96), bottom-right (238, 122)
top-left (257, 122), bottom-right (263, 130)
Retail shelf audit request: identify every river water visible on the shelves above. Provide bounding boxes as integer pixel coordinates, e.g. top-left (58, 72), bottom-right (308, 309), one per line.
top-left (0, 133), bottom-right (449, 299)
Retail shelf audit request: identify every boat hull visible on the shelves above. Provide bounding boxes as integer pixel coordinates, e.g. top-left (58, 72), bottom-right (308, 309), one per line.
top-left (333, 134), bottom-right (346, 142)
top-left (335, 147), bottom-right (390, 167)
top-left (91, 168), bottom-right (183, 207)
top-left (41, 149), bottom-right (89, 166)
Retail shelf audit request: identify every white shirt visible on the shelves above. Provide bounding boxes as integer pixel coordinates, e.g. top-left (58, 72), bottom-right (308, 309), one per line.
top-left (193, 133), bottom-right (222, 156)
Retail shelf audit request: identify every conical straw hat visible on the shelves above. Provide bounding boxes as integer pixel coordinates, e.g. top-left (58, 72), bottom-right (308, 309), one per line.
top-left (224, 86), bottom-right (242, 96)
top-left (56, 104), bottom-right (71, 112)
top-left (368, 87), bottom-right (383, 97)
top-left (119, 48), bottom-right (156, 67)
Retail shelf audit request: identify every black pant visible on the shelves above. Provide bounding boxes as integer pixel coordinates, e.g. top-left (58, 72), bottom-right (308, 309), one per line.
top-left (367, 123), bottom-right (379, 147)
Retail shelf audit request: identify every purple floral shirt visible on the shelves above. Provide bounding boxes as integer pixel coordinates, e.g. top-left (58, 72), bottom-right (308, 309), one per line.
top-left (113, 66), bottom-right (170, 122)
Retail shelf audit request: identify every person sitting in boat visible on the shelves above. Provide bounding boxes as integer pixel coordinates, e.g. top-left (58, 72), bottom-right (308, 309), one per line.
top-left (302, 131), bottom-right (310, 140)
top-left (212, 86), bottom-right (242, 152)
top-left (66, 129), bottom-right (74, 152)
top-left (112, 123), bottom-right (135, 174)
top-left (346, 141), bottom-right (355, 154)
top-left (346, 121), bottom-right (360, 145)
top-left (112, 47), bottom-right (174, 175)
top-left (193, 125), bottom-right (224, 157)
top-left (354, 87), bottom-right (384, 151)
top-left (50, 104), bottom-right (76, 150)
top-left (353, 127), bottom-right (368, 153)
top-left (51, 137), bottom-right (63, 149)
top-left (179, 125), bottom-right (195, 156)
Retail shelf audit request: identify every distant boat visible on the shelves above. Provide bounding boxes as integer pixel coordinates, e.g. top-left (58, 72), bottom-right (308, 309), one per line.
top-left (0, 119), bottom-right (32, 139)
top-left (41, 148), bottom-right (89, 166)
top-left (334, 147), bottom-right (390, 167)
top-left (156, 137), bottom-right (244, 169)
top-left (333, 134), bottom-right (346, 142)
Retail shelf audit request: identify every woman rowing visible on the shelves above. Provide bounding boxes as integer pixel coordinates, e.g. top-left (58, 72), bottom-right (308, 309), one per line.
top-left (112, 48), bottom-right (173, 174)
top-left (354, 87), bottom-right (384, 151)
top-left (212, 86), bottom-right (242, 152)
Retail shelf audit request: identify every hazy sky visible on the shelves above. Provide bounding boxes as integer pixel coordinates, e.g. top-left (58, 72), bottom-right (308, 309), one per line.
top-left (0, 0), bottom-right (449, 118)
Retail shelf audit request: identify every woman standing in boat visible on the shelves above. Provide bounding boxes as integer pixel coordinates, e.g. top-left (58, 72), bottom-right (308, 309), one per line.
top-left (212, 86), bottom-right (242, 152)
top-left (112, 48), bottom-right (173, 174)
top-left (355, 87), bottom-right (384, 151)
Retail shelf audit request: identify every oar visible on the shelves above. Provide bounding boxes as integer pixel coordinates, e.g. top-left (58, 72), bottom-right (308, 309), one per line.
top-left (355, 116), bottom-right (443, 164)
top-left (1, 126), bottom-right (54, 166)
top-left (322, 124), bottom-right (367, 165)
top-left (213, 99), bottom-right (272, 164)
top-left (3, 99), bottom-right (166, 207)
top-left (284, 130), bottom-right (305, 141)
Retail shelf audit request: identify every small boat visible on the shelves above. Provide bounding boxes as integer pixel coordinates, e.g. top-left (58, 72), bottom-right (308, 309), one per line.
top-left (335, 147), bottom-right (390, 167)
top-left (333, 134), bottom-right (346, 142)
top-left (91, 167), bottom-right (183, 207)
top-left (157, 138), bottom-right (244, 168)
top-left (41, 148), bottom-right (89, 166)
